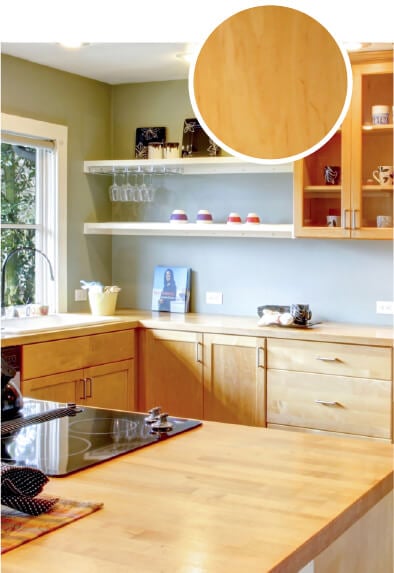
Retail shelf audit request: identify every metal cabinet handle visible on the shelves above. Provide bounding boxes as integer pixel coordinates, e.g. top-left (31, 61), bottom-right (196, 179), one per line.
top-left (352, 209), bottom-right (360, 229)
top-left (195, 342), bottom-right (203, 363)
top-left (343, 209), bottom-right (351, 230)
top-left (256, 346), bottom-right (264, 368)
top-left (79, 378), bottom-right (86, 400)
top-left (315, 356), bottom-right (339, 362)
top-left (85, 377), bottom-right (93, 398)
top-left (314, 400), bottom-right (340, 407)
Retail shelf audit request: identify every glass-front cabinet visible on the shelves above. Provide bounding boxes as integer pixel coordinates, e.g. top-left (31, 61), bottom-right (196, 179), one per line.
top-left (294, 51), bottom-right (393, 240)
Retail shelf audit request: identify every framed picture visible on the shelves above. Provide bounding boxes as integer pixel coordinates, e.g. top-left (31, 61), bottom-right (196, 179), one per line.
top-left (135, 127), bottom-right (166, 159)
top-left (152, 266), bottom-right (191, 313)
top-left (181, 118), bottom-right (220, 157)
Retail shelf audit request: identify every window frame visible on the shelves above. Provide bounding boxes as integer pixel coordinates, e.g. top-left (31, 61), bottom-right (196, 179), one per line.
top-left (1, 113), bottom-right (68, 312)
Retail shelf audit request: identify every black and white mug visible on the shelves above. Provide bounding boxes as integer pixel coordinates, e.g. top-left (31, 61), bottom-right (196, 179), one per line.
top-left (290, 304), bottom-right (312, 326)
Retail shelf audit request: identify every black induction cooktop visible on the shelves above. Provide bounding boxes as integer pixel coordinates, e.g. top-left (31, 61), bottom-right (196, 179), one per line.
top-left (1, 399), bottom-right (202, 477)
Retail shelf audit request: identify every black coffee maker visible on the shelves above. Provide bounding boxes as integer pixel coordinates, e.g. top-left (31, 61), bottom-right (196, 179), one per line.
top-left (1, 356), bottom-right (23, 420)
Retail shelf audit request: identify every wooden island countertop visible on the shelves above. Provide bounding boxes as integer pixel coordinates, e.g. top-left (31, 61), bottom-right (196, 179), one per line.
top-left (2, 420), bottom-right (393, 573)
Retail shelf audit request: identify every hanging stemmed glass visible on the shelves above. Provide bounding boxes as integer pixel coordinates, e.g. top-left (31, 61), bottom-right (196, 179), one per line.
top-left (108, 171), bottom-right (121, 201)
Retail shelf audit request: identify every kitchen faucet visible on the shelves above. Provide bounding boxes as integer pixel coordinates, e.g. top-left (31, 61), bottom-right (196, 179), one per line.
top-left (1, 247), bottom-right (55, 315)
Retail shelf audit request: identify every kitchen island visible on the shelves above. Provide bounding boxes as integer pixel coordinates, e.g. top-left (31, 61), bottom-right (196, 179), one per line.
top-left (1, 418), bottom-right (393, 572)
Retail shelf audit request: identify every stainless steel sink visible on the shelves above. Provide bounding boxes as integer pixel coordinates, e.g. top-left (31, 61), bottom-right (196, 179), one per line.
top-left (1, 313), bottom-right (117, 334)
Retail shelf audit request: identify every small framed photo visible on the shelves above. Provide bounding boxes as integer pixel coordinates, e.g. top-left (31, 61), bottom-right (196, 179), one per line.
top-left (152, 266), bottom-right (191, 313)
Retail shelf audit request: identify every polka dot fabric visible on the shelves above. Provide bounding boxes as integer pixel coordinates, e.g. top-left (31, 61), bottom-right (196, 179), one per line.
top-left (1, 463), bottom-right (58, 516)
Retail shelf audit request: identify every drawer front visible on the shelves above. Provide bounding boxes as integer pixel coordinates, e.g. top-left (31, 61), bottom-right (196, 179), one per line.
top-left (23, 329), bottom-right (135, 380)
top-left (267, 370), bottom-right (391, 438)
top-left (267, 339), bottom-right (392, 380)
top-left (87, 329), bottom-right (135, 365)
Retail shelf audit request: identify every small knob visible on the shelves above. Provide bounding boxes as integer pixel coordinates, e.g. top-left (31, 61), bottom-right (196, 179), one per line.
top-left (145, 406), bottom-right (162, 424)
top-left (151, 412), bottom-right (173, 432)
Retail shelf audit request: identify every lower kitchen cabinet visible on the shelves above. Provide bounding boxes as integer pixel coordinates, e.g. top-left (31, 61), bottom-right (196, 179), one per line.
top-left (23, 359), bottom-right (134, 411)
top-left (203, 333), bottom-right (265, 426)
top-left (22, 329), bottom-right (136, 411)
top-left (266, 338), bottom-right (392, 440)
top-left (138, 329), bottom-right (204, 419)
top-left (138, 329), bottom-right (266, 426)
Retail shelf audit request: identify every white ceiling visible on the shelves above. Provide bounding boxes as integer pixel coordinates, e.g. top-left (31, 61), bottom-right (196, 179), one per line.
top-left (1, 42), bottom-right (392, 86)
top-left (1, 43), bottom-right (195, 84)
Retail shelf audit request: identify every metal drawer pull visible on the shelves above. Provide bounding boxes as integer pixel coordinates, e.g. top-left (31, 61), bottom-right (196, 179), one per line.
top-left (195, 341), bottom-right (203, 363)
top-left (315, 356), bottom-right (339, 362)
top-left (315, 400), bottom-right (340, 406)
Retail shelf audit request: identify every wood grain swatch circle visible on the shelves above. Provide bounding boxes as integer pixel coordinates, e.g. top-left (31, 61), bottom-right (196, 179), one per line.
top-left (190, 5), bottom-right (351, 163)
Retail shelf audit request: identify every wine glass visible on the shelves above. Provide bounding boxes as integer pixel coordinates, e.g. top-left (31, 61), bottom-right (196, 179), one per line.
top-left (108, 172), bottom-right (120, 201)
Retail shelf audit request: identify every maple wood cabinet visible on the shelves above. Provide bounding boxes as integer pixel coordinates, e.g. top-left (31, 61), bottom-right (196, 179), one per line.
top-left (266, 338), bottom-right (392, 440)
top-left (22, 329), bottom-right (136, 411)
top-left (294, 51), bottom-right (393, 240)
top-left (138, 329), bottom-right (265, 426)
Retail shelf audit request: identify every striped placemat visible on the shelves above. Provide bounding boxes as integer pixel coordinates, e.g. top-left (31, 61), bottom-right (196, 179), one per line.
top-left (1, 497), bottom-right (103, 553)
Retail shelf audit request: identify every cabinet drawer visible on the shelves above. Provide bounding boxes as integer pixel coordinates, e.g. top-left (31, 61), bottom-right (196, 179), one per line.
top-left (267, 339), bottom-right (391, 380)
top-left (267, 370), bottom-right (391, 439)
top-left (23, 329), bottom-right (135, 380)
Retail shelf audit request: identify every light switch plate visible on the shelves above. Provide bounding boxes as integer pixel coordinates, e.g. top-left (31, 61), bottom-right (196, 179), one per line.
top-left (376, 301), bottom-right (394, 315)
top-left (206, 291), bottom-right (223, 304)
top-left (75, 288), bottom-right (88, 302)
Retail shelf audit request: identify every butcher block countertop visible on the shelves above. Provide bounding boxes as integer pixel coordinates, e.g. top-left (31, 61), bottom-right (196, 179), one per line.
top-left (1, 420), bottom-right (393, 573)
top-left (1, 309), bottom-right (393, 347)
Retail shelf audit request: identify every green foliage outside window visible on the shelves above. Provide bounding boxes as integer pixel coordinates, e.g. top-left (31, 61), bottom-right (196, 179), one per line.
top-left (1, 143), bottom-right (37, 306)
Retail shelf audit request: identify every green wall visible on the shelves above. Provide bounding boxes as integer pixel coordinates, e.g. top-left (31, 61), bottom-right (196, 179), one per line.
top-left (1, 54), bottom-right (113, 310)
top-left (111, 80), bottom-right (194, 158)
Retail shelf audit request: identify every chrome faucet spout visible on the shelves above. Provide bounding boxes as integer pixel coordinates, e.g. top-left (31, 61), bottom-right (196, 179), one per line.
top-left (1, 247), bottom-right (55, 313)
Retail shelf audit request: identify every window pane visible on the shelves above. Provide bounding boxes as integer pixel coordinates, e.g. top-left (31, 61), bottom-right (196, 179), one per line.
top-left (1, 143), bottom-right (37, 225)
top-left (1, 229), bottom-right (36, 307)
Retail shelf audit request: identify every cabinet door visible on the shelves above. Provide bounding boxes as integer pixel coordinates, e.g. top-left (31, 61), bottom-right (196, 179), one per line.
top-left (138, 329), bottom-right (203, 419)
top-left (294, 51), bottom-right (393, 240)
top-left (293, 118), bottom-right (352, 238)
top-left (84, 359), bottom-right (135, 411)
top-left (203, 334), bottom-right (266, 426)
top-left (350, 59), bottom-right (393, 239)
top-left (22, 369), bottom-right (83, 403)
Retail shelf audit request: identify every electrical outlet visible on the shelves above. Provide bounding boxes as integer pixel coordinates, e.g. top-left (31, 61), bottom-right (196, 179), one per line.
top-left (74, 288), bottom-right (88, 302)
top-left (206, 291), bottom-right (223, 305)
top-left (376, 301), bottom-right (394, 315)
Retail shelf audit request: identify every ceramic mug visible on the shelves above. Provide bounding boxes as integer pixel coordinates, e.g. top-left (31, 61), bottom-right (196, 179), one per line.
top-left (290, 304), bottom-right (312, 326)
top-left (327, 215), bottom-right (341, 227)
top-left (372, 105), bottom-right (390, 125)
top-left (372, 166), bottom-right (393, 186)
top-left (324, 165), bottom-right (340, 185)
top-left (377, 215), bottom-right (393, 228)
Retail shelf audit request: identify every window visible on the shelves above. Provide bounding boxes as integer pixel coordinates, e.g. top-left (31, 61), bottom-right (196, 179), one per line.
top-left (1, 114), bottom-right (68, 313)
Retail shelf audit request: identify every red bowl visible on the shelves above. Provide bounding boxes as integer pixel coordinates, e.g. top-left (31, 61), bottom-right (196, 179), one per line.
top-left (246, 212), bottom-right (261, 224)
top-left (227, 212), bottom-right (242, 224)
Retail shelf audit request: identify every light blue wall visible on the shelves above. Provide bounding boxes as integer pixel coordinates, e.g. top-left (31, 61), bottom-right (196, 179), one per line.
top-left (110, 173), bottom-right (394, 326)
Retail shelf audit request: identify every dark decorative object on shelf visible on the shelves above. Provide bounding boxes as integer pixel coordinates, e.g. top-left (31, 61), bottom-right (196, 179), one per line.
top-left (135, 127), bottom-right (166, 159)
top-left (181, 118), bottom-right (220, 157)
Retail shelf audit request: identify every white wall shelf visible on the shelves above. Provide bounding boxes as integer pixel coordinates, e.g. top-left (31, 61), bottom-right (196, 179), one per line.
top-left (84, 157), bottom-right (293, 176)
top-left (84, 222), bottom-right (294, 239)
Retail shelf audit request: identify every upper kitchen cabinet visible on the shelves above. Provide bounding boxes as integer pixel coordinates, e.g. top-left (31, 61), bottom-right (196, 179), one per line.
top-left (294, 51), bottom-right (393, 240)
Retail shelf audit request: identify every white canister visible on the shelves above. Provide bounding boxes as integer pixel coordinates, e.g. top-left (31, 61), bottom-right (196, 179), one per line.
top-left (148, 143), bottom-right (163, 159)
top-left (163, 143), bottom-right (180, 159)
top-left (372, 105), bottom-right (390, 125)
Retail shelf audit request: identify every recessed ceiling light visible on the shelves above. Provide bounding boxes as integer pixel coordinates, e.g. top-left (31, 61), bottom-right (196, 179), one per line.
top-left (176, 52), bottom-right (193, 63)
top-left (58, 42), bottom-right (90, 49)
top-left (344, 42), bottom-right (371, 52)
